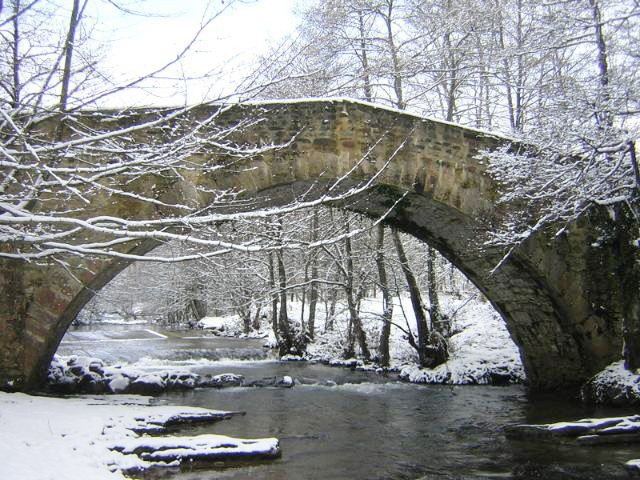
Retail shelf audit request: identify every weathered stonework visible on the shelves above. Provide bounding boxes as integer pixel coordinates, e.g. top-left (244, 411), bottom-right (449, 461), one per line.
top-left (0, 99), bottom-right (637, 391)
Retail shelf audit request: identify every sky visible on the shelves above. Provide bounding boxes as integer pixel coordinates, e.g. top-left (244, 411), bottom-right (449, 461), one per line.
top-left (89, 0), bottom-right (301, 107)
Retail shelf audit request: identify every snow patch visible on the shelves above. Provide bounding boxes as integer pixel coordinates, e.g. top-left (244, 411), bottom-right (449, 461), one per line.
top-left (108, 376), bottom-right (130, 394)
top-left (304, 294), bottom-right (524, 385)
top-left (0, 392), bottom-right (271, 480)
top-left (627, 459), bottom-right (640, 470)
top-left (581, 360), bottom-right (640, 406)
top-left (113, 434), bottom-right (280, 463)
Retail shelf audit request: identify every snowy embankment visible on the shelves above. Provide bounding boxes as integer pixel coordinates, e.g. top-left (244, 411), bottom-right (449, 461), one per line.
top-left (0, 392), bottom-right (279, 480)
top-left (52, 293), bottom-right (526, 392)
top-left (396, 298), bottom-right (524, 385)
top-left (197, 315), bottom-right (270, 338)
top-left (301, 294), bottom-right (525, 385)
top-left (580, 360), bottom-right (640, 407)
top-left (194, 294), bottom-right (640, 399)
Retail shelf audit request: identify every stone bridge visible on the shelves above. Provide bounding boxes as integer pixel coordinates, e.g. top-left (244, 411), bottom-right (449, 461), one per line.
top-left (0, 99), bottom-right (637, 392)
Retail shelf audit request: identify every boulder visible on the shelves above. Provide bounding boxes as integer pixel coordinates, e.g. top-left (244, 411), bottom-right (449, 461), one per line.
top-left (580, 361), bottom-right (640, 407)
top-left (129, 374), bottom-right (167, 395)
top-left (166, 372), bottom-right (198, 390)
top-left (244, 376), bottom-right (295, 388)
top-left (112, 434), bottom-right (280, 468)
top-left (208, 373), bottom-right (244, 388)
top-left (108, 375), bottom-right (131, 394)
top-left (78, 372), bottom-right (108, 394)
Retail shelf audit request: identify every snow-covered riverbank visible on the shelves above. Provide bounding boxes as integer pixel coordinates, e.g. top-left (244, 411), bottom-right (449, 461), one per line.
top-left (198, 293), bottom-right (640, 403)
top-left (14, 287), bottom-right (640, 480)
top-left (581, 360), bottom-right (640, 406)
top-left (0, 392), bottom-right (279, 480)
top-left (217, 293), bottom-right (527, 385)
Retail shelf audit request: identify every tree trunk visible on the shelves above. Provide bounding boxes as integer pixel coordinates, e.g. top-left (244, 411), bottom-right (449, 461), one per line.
top-left (189, 283), bottom-right (207, 321)
top-left (307, 210), bottom-right (319, 339)
top-left (344, 307), bottom-right (355, 358)
top-left (427, 247), bottom-right (444, 333)
top-left (514, 0), bottom-right (524, 130)
top-left (392, 228), bottom-right (431, 367)
top-left (300, 265), bottom-right (307, 331)
top-left (629, 141), bottom-right (640, 197)
top-left (383, 3), bottom-right (404, 109)
top-left (59, 0), bottom-right (81, 114)
top-left (326, 285), bottom-right (337, 331)
top-left (343, 214), bottom-right (370, 361)
top-left (443, 24), bottom-right (458, 123)
top-left (358, 11), bottom-right (373, 102)
top-left (427, 246), bottom-right (449, 365)
top-left (240, 309), bottom-right (251, 335)
top-left (495, 4), bottom-right (516, 132)
top-left (11, 0), bottom-right (20, 107)
top-left (268, 252), bottom-right (279, 341)
top-left (375, 224), bottom-right (393, 366)
top-left (276, 249), bottom-right (293, 355)
top-left (252, 304), bottom-right (262, 331)
top-left (190, 297), bottom-right (207, 321)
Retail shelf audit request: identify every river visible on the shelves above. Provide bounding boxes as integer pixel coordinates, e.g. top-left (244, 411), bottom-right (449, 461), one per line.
top-left (58, 324), bottom-right (638, 479)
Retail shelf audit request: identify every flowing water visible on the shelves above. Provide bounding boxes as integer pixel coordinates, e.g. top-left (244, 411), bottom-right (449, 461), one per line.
top-left (58, 324), bottom-right (639, 479)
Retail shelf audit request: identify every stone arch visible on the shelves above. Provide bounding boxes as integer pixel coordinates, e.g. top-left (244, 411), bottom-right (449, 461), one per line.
top-left (0, 99), bottom-right (633, 391)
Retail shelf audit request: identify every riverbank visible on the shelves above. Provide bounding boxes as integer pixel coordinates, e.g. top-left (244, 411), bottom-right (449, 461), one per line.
top-left (206, 293), bottom-right (527, 386)
top-left (47, 354), bottom-right (247, 395)
top-left (581, 361), bottom-right (640, 407)
top-left (0, 391), bottom-right (279, 480)
top-left (12, 372), bottom-right (639, 480)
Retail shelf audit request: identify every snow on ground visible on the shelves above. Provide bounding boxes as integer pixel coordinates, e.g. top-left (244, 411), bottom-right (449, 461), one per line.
top-left (61, 293), bottom-right (525, 389)
top-left (628, 459), bottom-right (640, 472)
top-left (580, 360), bottom-right (640, 406)
top-left (114, 434), bottom-right (279, 463)
top-left (78, 312), bottom-right (149, 326)
top-left (0, 392), bottom-right (278, 480)
top-left (292, 293), bottom-right (525, 385)
top-left (198, 315), bottom-right (232, 331)
top-left (192, 293), bottom-right (525, 385)
top-left (198, 315), bottom-right (269, 339)
top-left (397, 298), bottom-right (525, 384)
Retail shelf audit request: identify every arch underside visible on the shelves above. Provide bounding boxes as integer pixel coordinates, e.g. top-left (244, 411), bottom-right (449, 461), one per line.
top-left (38, 180), bottom-right (622, 392)
top-left (343, 186), bottom-right (616, 390)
